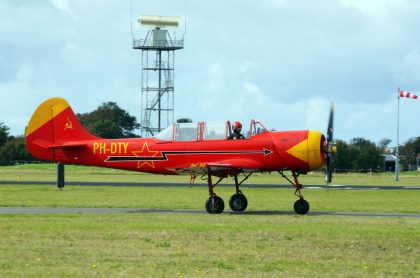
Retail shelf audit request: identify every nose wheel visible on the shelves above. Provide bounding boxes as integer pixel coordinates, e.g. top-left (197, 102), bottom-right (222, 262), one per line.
top-left (279, 170), bottom-right (310, 215)
top-left (294, 199), bottom-right (309, 215)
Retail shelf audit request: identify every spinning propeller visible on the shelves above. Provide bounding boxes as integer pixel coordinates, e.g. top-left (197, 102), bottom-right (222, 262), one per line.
top-left (325, 103), bottom-right (337, 185)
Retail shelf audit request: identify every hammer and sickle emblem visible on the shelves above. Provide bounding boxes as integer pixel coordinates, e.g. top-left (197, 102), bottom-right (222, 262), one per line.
top-left (64, 118), bottom-right (73, 130)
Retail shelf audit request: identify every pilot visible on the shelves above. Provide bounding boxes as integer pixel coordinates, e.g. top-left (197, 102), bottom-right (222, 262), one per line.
top-left (228, 121), bottom-right (245, 140)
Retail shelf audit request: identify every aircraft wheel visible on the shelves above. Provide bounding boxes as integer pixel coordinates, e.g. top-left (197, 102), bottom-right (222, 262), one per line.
top-left (205, 196), bottom-right (224, 214)
top-left (294, 199), bottom-right (310, 215)
top-left (229, 193), bottom-right (248, 212)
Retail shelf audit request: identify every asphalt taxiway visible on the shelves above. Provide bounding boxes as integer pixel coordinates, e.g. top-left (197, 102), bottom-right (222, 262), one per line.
top-left (1, 180), bottom-right (420, 190)
top-left (1, 207), bottom-right (420, 218)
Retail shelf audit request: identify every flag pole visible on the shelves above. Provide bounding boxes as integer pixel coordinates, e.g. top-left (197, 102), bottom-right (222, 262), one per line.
top-left (396, 87), bottom-right (400, 181)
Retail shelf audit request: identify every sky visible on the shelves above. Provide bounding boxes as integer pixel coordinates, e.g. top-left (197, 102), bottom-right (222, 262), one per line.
top-left (0, 0), bottom-right (419, 145)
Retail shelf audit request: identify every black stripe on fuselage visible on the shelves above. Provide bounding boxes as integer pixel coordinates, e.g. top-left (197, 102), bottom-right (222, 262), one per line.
top-left (105, 149), bottom-right (272, 162)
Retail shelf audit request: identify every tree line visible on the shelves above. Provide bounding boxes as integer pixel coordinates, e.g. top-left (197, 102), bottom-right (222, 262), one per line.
top-left (0, 123), bottom-right (33, 165)
top-left (0, 102), bottom-right (139, 165)
top-left (1, 102), bottom-right (419, 171)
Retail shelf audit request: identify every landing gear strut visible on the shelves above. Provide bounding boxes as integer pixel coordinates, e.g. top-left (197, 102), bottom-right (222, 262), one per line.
top-left (204, 168), bottom-right (251, 214)
top-left (279, 170), bottom-right (310, 215)
top-left (229, 175), bottom-right (248, 212)
top-left (205, 169), bottom-right (225, 214)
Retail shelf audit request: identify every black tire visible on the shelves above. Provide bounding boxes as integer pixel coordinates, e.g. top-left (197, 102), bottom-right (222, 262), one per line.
top-left (229, 193), bottom-right (248, 212)
top-left (294, 199), bottom-right (310, 215)
top-left (205, 196), bottom-right (225, 214)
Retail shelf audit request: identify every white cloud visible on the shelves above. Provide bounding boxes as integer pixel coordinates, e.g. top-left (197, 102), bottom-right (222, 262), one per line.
top-left (303, 97), bottom-right (330, 130)
top-left (241, 82), bottom-right (266, 105)
top-left (1, 0), bottom-right (419, 144)
top-left (198, 63), bottom-right (227, 111)
top-left (15, 64), bottom-right (35, 82)
top-left (392, 50), bottom-right (420, 86)
top-left (238, 61), bottom-right (257, 73)
top-left (50, 0), bottom-right (77, 18)
top-left (339, 0), bottom-right (419, 21)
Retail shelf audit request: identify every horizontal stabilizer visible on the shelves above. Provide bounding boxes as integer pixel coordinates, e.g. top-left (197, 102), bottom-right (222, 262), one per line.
top-left (32, 139), bottom-right (87, 149)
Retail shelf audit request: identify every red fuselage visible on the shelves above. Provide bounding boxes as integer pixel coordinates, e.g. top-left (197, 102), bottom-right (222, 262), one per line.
top-left (25, 98), bottom-right (326, 177)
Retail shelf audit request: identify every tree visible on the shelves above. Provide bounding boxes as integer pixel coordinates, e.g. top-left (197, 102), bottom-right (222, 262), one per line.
top-left (400, 136), bottom-right (420, 169)
top-left (349, 137), bottom-right (383, 172)
top-left (334, 139), bottom-right (351, 171)
top-left (77, 102), bottom-right (140, 138)
top-left (0, 136), bottom-right (34, 165)
top-left (0, 122), bottom-right (9, 148)
top-left (402, 136), bottom-right (420, 153)
top-left (333, 137), bottom-right (385, 172)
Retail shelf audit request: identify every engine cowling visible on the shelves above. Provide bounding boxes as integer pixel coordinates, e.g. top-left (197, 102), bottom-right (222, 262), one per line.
top-left (271, 130), bottom-right (325, 172)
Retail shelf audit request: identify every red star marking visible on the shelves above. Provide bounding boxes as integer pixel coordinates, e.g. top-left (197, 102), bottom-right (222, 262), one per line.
top-left (131, 142), bottom-right (160, 169)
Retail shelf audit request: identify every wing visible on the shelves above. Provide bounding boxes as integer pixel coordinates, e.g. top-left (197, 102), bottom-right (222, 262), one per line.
top-left (170, 158), bottom-right (265, 177)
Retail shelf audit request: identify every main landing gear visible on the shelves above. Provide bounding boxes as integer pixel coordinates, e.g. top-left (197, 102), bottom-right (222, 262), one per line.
top-left (203, 169), bottom-right (309, 215)
top-left (204, 169), bottom-right (251, 214)
top-left (279, 170), bottom-right (310, 215)
top-left (229, 175), bottom-right (248, 212)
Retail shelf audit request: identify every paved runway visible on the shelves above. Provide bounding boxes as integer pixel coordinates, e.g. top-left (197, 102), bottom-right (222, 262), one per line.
top-left (1, 180), bottom-right (420, 190)
top-left (1, 207), bottom-right (420, 218)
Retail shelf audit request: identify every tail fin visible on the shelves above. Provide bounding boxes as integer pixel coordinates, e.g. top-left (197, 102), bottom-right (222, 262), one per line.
top-left (25, 97), bottom-right (98, 161)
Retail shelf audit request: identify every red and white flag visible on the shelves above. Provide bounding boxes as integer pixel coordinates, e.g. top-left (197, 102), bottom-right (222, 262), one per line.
top-left (399, 90), bottom-right (418, 99)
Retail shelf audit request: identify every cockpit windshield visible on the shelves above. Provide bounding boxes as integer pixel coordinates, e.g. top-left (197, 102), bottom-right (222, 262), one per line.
top-left (250, 120), bottom-right (269, 137)
top-left (154, 123), bottom-right (198, 141)
top-left (154, 125), bottom-right (173, 141)
top-left (202, 122), bottom-right (227, 140)
top-left (174, 123), bottom-right (197, 141)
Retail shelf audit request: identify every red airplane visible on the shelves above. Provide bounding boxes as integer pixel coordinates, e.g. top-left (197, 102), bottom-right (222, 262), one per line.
top-left (25, 97), bottom-right (336, 214)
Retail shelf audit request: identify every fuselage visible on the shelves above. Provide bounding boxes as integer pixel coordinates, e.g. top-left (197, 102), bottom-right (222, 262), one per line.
top-left (25, 97), bottom-right (326, 176)
top-left (50, 129), bottom-right (325, 175)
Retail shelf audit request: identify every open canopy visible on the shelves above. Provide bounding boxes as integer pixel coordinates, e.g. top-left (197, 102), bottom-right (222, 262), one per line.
top-left (154, 120), bottom-right (269, 142)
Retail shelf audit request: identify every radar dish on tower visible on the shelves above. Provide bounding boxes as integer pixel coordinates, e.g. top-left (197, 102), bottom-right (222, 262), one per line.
top-left (139, 16), bottom-right (179, 28)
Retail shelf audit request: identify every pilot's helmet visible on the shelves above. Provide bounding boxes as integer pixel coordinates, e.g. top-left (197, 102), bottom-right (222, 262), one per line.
top-left (232, 121), bottom-right (242, 132)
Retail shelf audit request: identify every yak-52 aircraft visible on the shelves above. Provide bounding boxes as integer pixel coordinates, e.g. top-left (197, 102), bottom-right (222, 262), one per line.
top-left (25, 97), bottom-right (336, 214)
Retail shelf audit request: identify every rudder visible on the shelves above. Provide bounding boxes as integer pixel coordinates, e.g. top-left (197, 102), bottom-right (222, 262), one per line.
top-left (25, 97), bottom-right (97, 161)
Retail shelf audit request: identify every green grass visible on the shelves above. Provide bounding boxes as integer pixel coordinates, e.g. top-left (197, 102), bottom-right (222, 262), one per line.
top-left (1, 164), bottom-right (420, 277)
top-left (1, 214), bottom-right (419, 277)
top-left (1, 163), bottom-right (419, 186)
top-left (1, 185), bottom-right (420, 214)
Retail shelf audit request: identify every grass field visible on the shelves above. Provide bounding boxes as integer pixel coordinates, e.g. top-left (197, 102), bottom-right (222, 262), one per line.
top-left (1, 214), bottom-right (419, 277)
top-left (1, 163), bottom-right (420, 186)
top-left (1, 164), bottom-right (420, 277)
